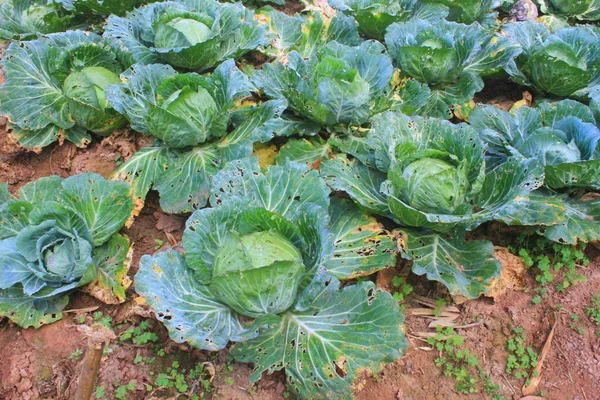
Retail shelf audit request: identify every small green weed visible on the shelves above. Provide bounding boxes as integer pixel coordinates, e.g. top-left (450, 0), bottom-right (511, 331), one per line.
top-left (585, 293), bottom-right (600, 338)
top-left (119, 320), bottom-right (159, 345)
top-left (506, 326), bottom-right (538, 381)
top-left (93, 312), bottom-right (112, 328)
top-left (428, 327), bottom-right (504, 399)
top-left (433, 298), bottom-right (447, 317)
top-left (510, 236), bottom-right (588, 302)
top-left (151, 360), bottom-right (214, 399)
top-left (586, 293), bottom-right (600, 326)
top-left (391, 275), bottom-right (413, 312)
top-left (69, 348), bottom-right (83, 361)
top-left (94, 385), bottom-right (105, 399)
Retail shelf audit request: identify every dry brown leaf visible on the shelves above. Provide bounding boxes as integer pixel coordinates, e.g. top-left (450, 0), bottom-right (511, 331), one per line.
top-left (201, 362), bottom-right (216, 382)
top-left (486, 246), bottom-right (527, 300)
top-left (522, 313), bottom-right (559, 396)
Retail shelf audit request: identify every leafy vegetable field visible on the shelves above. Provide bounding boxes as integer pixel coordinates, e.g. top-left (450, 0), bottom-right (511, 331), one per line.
top-left (0, 0), bottom-right (599, 399)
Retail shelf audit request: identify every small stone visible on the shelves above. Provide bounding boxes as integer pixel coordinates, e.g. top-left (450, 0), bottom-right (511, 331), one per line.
top-left (17, 378), bottom-right (32, 392)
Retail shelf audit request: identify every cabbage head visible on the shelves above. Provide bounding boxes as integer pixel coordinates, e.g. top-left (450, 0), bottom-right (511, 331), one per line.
top-left (0, 173), bottom-right (134, 328)
top-left (135, 158), bottom-right (405, 399)
top-left (106, 60), bottom-right (254, 148)
top-left (103, 0), bottom-right (266, 71)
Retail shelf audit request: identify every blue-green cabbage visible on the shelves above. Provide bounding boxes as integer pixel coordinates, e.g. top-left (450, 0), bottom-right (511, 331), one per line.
top-left (55, 0), bottom-right (149, 16)
top-left (0, 173), bottom-right (134, 328)
top-left (421, 0), bottom-right (498, 24)
top-left (321, 111), bottom-right (556, 298)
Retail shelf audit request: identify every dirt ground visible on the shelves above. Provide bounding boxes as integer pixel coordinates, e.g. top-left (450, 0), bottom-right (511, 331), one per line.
top-left (1, 12), bottom-right (599, 400)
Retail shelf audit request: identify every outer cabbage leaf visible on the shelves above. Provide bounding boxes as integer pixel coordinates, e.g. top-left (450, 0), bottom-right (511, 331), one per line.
top-left (182, 201), bottom-right (243, 284)
top-left (541, 194), bottom-right (600, 245)
top-left (397, 229), bottom-right (501, 299)
top-left (325, 198), bottom-right (397, 279)
top-left (60, 173), bottom-right (134, 246)
top-left (0, 201), bottom-right (33, 240)
top-left (103, 0), bottom-right (267, 71)
top-left (210, 157), bottom-right (331, 216)
top-left (328, 0), bottom-right (448, 40)
top-left (0, 287), bottom-right (67, 328)
top-left (257, 7), bottom-right (361, 58)
top-left (231, 274), bottom-right (406, 400)
top-left (276, 136), bottom-right (332, 166)
top-left (320, 154), bottom-right (389, 215)
top-left (135, 249), bottom-right (251, 350)
top-left (84, 233), bottom-right (132, 304)
top-left (111, 146), bottom-right (170, 206)
top-left (56, 0), bottom-right (147, 16)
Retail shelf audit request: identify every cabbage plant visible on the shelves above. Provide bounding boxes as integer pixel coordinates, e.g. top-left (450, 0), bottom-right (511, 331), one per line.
top-left (0, 0), bottom-right (75, 40)
top-left (253, 40), bottom-right (429, 128)
top-left (135, 158), bottom-right (405, 399)
top-left (106, 60), bottom-right (285, 213)
top-left (385, 19), bottom-right (520, 119)
top-left (327, 0), bottom-right (448, 40)
top-left (321, 111), bottom-right (565, 298)
top-left (537, 0), bottom-right (600, 21)
top-left (504, 21), bottom-right (600, 98)
top-left (103, 0), bottom-right (266, 71)
top-left (421, 0), bottom-right (498, 24)
top-left (0, 173), bottom-right (134, 328)
top-left (471, 100), bottom-right (600, 190)
top-left (0, 30), bottom-right (127, 151)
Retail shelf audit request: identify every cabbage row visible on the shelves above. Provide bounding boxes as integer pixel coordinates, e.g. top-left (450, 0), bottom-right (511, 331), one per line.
top-left (1, 0), bottom-right (600, 398)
